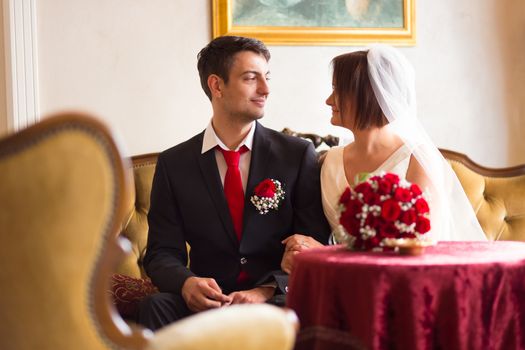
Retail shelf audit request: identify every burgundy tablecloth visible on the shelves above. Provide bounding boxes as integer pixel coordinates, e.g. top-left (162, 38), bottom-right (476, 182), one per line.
top-left (287, 242), bottom-right (525, 350)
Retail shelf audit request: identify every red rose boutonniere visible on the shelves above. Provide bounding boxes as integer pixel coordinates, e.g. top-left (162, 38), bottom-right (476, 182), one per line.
top-left (334, 172), bottom-right (432, 252)
top-left (250, 178), bottom-right (285, 214)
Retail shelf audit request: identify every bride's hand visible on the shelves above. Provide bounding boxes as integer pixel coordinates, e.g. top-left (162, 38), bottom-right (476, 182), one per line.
top-left (282, 234), bottom-right (323, 253)
top-left (281, 234), bottom-right (323, 274)
top-left (281, 249), bottom-right (298, 274)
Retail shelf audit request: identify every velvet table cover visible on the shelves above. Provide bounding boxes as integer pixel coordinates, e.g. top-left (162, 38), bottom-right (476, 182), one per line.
top-left (287, 242), bottom-right (525, 350)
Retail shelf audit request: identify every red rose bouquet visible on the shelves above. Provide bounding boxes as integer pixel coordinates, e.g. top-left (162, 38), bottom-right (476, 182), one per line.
top-left (250, 178), bottom-right (285, 214)
top-left (335, 172), bottom-right (431, 251)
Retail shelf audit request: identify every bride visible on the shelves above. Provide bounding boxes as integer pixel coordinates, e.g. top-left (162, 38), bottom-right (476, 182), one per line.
top-left (282, 45), bottom-right (486, 271)
top-left (322, 45), bottom-right (487, 242)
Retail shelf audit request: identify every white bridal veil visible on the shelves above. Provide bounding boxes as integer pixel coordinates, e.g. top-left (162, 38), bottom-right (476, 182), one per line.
top-left (367, 45), bottom-right (487, 241)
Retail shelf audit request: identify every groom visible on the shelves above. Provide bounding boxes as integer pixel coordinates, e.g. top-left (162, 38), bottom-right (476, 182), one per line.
top-left (137, 36), bottom-right (330, 330)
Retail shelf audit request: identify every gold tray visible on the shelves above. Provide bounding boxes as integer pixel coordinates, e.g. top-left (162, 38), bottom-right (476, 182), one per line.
top-left (383, 238), bottom-right (436, 256)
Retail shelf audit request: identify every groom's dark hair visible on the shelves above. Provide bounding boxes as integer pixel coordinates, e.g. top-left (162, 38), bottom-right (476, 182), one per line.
top-left (332, 51), bottom-right (387, 130)
top-left (197, 36), bottom-right (270, 100)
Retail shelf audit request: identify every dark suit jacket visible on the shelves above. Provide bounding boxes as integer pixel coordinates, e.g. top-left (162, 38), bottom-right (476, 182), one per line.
top-left (144, 123), bottom-right (330, 295)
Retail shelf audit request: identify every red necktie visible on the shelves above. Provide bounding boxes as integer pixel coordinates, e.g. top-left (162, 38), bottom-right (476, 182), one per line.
top-left (218, 146), bottom-right (249, 284)
top-left (218, 146), bottom-right (248, 241)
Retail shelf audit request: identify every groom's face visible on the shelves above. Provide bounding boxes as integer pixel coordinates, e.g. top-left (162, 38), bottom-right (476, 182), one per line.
top-left (219, 51), bottom-right (270, 123)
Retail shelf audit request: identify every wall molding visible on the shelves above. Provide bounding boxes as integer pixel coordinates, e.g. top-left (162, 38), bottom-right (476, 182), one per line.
top-left (3, 0), bottom-right (39, 132)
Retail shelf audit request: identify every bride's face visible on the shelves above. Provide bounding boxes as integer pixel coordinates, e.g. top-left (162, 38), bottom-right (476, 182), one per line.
top-left (326, 85), bottom-right (354, 130)
top-left (325, 89), bottom-right (341, 127)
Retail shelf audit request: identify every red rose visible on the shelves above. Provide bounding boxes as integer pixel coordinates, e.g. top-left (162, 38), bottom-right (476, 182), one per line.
top-left (372, 193), bottom-right (383, 206)
top-left (355, 182), bottom-right (376, 205)
top-left (363, 191), bottom-right (376, 205)
top-left (254, 179), bottom-right (276, 198)
top-left (353, 237), bottom-right (365, 250)
top-left (365, 213), bottom-right (380, 228)
top-left (415, 216), bottom-right (431, 233)
top-left (355, 182), bottom-right (372, 195)
top-left (365, 236), bottom-right (381, 249)
top-left (343, 198), bottom-right (362, 216)
top-left (379, 222), bottom-right (400, 238)
top-left (340, 212), bottom-right (361, 236)
top-left (377, 179), bottom-right (393, 195)
top-left (339, 187), bottom-right (351, 204)
top-left (414, 198), bottom-right (430, 214)
top-left (381, 199), bottom-right (401, 222)
top-left (410, 184), bottom-right (422, 196)
top-left (370, 175), bottom-right (382, 182)
top-left (400, 209), bottom-right (417, 225)
top-left (394, 187), bottom-right (413, 202)
top-left (383, 173), bottom-right (400, 186)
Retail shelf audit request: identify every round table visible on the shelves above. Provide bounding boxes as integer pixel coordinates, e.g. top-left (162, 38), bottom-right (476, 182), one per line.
top-left (287, 241), bottom-right (525, 350)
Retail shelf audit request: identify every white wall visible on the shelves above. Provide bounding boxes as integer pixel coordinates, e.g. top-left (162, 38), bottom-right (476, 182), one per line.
top-left (35, 0), bottom-right (525, 167)
top-left (0, 0), bottom-right (7, 136)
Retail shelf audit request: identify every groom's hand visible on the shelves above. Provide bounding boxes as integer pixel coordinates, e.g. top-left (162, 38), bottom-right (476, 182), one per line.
top-left (281, 234), bottom-right (323, 273)
top-left (181, 276), bottom-right (232, 312)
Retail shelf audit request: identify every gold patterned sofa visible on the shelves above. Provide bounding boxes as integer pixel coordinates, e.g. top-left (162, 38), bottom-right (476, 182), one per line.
top-left (114, 132), bottom-right (525, 317)
top-left (440, 149), bottom-right (525, 241)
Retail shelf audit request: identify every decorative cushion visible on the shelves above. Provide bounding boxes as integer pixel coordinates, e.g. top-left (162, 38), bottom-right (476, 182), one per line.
top-left (109, 273), bottom-right (158, 318)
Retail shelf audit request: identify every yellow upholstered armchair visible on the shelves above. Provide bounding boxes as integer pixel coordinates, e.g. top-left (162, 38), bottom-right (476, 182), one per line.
top-left (0, 113), bottom-right (298, 350)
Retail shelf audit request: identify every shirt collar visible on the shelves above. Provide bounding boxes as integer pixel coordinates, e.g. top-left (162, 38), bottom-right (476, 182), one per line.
top-left (201, 120), bottom-right (256, 154)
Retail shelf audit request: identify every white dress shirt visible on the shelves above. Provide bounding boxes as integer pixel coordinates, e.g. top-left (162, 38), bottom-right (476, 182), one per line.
top-left (201, 121), bottom-right (256, 192)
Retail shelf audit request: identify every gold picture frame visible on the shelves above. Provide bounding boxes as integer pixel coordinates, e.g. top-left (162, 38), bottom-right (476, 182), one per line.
top-left (212, 0), bottom-right (415, 46)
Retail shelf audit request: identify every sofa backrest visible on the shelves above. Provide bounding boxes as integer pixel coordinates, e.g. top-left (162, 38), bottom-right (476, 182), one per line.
top-left (441, 149), bottom-right (525, 241)
top-left (118, 153), bottom-right (158, 278)
top-left (117, 146), bottom-right (525, 278)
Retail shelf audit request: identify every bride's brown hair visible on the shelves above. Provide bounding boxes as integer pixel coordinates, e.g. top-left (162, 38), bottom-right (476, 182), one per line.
top-left (331, 51), bottom-right (387, 130)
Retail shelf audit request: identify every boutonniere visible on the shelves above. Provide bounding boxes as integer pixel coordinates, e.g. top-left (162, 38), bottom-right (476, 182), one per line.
top-left (250, 178), bottom-right (285, 215)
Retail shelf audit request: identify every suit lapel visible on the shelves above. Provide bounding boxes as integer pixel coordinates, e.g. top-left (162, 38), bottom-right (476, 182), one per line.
top-left (196, 134), bottom-right (239, 248)
top-left (243, 123), bottom-right (272, 238)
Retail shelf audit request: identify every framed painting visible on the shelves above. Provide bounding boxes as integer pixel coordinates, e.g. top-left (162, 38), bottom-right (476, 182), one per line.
top-left (212, 0), bottom-right (415, 46)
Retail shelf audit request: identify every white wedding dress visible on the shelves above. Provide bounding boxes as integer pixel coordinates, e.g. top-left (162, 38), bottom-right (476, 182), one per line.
top-left (320, 144), bottom-right (412, 231)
